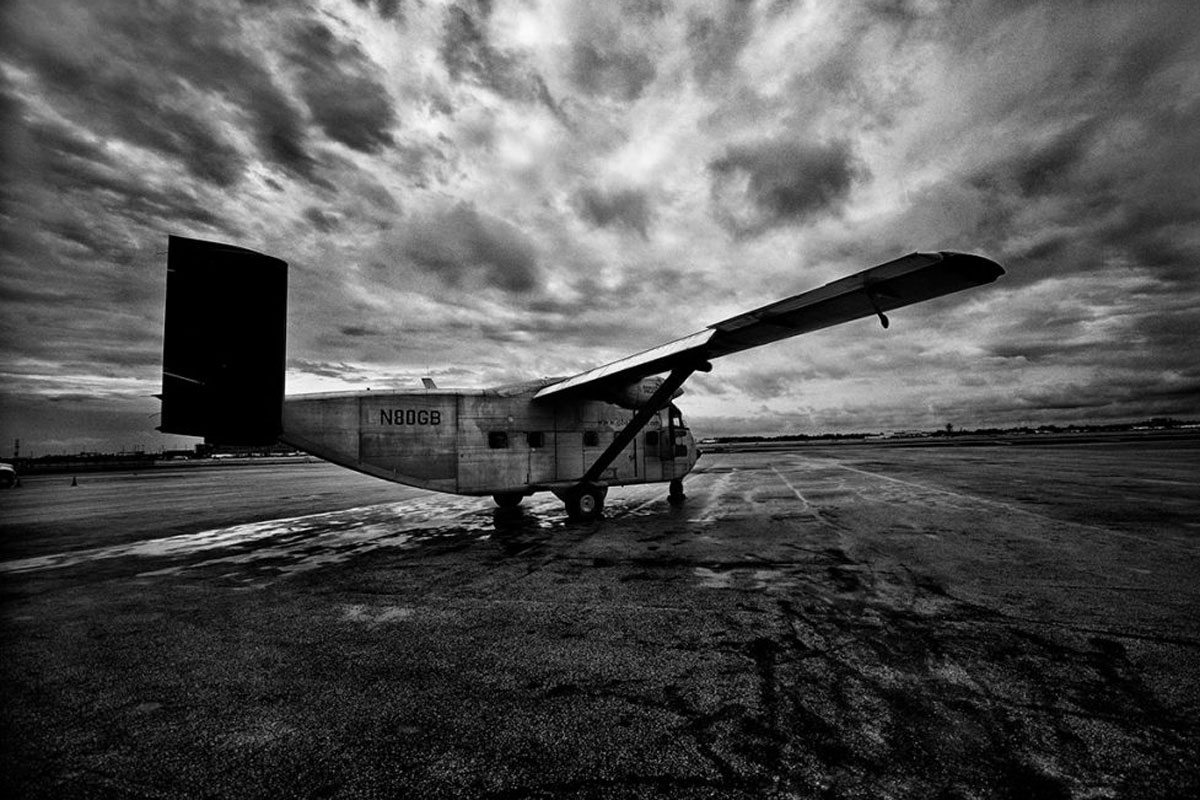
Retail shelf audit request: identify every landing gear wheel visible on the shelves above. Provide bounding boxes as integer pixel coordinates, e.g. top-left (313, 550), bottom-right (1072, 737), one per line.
top-left (668, 478), bottom-right (686, 506)
top-left (565, 484), bottom-right (606, 522)
top-left (493, 492), bottom-right (524, 509)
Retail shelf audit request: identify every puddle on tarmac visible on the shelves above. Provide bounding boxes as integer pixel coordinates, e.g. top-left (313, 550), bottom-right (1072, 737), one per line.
top-left (1, 484), bottom-right (692, 579)
top-left (0, 495), bottom-right (510, 576)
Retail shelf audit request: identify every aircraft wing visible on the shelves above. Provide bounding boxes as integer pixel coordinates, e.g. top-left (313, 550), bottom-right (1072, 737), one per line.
top-left (533, 251), bottom-right (1003, 401)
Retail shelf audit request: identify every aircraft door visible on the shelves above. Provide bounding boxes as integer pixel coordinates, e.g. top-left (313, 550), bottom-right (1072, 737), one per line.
top-left (666, 404), bottom-right (694, 478)
top-left (638, 410), bottom-right (668, 482)
top-left (668, 405), bottom-right (684, 459)
top-left (525, 430), bottom-right (556, 484)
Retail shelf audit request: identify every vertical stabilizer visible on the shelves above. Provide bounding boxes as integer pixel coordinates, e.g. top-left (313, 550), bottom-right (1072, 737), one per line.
top-left (159, 236), bottom-right (288, 445)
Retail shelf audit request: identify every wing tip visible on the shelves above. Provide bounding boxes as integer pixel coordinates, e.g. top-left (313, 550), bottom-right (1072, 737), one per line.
top-left (938, 251), bottom-right (1005, 284)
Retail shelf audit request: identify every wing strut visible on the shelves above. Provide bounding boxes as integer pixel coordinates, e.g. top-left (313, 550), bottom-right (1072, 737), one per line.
top-left (580, 363), bottom-right (704, 485)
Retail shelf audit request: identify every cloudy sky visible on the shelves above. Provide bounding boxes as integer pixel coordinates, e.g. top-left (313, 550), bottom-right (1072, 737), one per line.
top-left (2, 0), bottom-right (1198, 455)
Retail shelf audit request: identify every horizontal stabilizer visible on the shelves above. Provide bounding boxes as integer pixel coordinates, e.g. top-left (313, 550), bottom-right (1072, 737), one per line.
top-left (535, 251), bottom-right (1002, 401)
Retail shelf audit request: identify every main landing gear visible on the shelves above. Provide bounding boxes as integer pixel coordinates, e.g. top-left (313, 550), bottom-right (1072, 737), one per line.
top-left (668, 478), bottom-right (686, 506)
top-left (492, 492), bottom-right (525, 509)
top-left (560, 484), bottom-right (607, 522)
top-left (500, 480), bottom-right (683, 521)
top-left (495, 486), bottom-right (609, 521)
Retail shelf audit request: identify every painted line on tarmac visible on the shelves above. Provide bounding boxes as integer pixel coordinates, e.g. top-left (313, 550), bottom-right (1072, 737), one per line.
top-left (769, 465), bottom-right (843, 531)
top-left (687, 470), bottom-right (736, 523)
top-left (807, 457), bottom-right (1151, 541)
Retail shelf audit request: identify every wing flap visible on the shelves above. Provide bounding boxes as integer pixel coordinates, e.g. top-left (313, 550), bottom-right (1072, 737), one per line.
top-left (534, 251), bottom-right (1002, 402)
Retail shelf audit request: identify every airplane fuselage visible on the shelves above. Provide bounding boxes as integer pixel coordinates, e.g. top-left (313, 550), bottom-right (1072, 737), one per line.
top-left (280, 383), bottom-right (699, 498)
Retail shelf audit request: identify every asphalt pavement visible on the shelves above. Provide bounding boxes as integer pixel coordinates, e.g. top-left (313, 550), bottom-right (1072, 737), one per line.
top-left (2, 442), bottom-right (1198, 798)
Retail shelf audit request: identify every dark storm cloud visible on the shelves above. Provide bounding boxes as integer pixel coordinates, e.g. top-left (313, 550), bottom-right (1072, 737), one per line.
top-left (487, 266), bottom-right (723, 359)
top-left (709, 138), bottom-right (865, 235)
top-left (740, 373), bottom-right (794, 402)
top-left (0, 292), bottom-right (165, 380)
top-left (568, 42), bottom-right (657, 102)
top-left (3, 0), bottom-right (1198, 453)
top-left (686, 0), bottom-right (755, 88)
top-left (0, 78), bottom-right (223, 386)
top-left (984, 287), bottom-right (1200, 378)
top-left (437, 0), bottom-right (567, 121)
top-left (729, 360), bottom-right (854, 401)
top-left (532, 74), bottom-right (573, 129)
top-left (535, 263), bottom-right (707, 317)
top-left (0, 24), bottom-right (245, 187)
top-left (859, 0), bottom-right (993, 33)
top-left (393, 141), bottom-right (453, 188)
top-left (574, 186), bottom-right (653, 237)
top-left (289, 359), bottom-right (365, 380)
top-left (892, 1), bottom-right (1200, 285)
top-left (351, 0), bottom-right (405, 21)
top-left (250, 102), bottom-right (323, 185)
top-left (440, 3), bottom-right (529, 99)
top-left (395, 204), bottom-right (541, 294)
top-left (1011, 376), bottom-right (1200, 419)
top-left (286, 22), bottom-right (397, 154)
top-left (968, 121), bottom-right (1098, 200)
top-left (0, 1), bottom-right (328, 187)
top-left (440, 2), bottom-right (509, 87)
top-left (303, 207), bottom-right (342, 233)
top-left (338, 326), bottom-right (381, 338)
top-left (619, 0), bottom-right (670, 21)
top-left (0, 96), bottom-right (230, 234)
top-left (879, 28), bottom-right (1200, 290)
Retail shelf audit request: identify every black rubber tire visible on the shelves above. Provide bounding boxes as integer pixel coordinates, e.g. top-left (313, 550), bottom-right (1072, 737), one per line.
top-left (565, 485), bottom-right (605, 521)
top-left (492, 492), bottom-right (524, 509)
top-left (668, 478), bottom-right (685, 505)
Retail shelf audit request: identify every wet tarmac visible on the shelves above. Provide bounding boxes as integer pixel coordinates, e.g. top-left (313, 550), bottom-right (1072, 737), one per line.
top-left (1, 442), bottom-right (1198, 798)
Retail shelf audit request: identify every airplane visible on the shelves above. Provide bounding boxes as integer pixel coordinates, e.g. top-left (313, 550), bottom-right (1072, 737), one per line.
top-left (158, 236), bottom-right (1003, 520)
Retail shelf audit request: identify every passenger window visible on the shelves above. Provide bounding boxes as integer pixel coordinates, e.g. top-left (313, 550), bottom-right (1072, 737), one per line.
top-left (488, 431), bottom-right (508, 449)
top-left (583, 431), bottom-right (599, 447)
top-left (645, 431), bottom-right (659, 447)
top-left (527, 431), bottom-right (545, 448)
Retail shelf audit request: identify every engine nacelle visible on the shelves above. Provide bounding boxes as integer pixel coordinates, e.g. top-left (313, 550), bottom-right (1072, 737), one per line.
top-left (606, 376), bottom-right (684, 410)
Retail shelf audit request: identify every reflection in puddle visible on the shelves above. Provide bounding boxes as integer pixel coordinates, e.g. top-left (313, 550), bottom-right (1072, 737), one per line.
top-left (1, 483), bottom-right (682, 579)
top-left (340, 604), bottom-right (415, 625)
top-left (0, 495), bottom-right (491, 576)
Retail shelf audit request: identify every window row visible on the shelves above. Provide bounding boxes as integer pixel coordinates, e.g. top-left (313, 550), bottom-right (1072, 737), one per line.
top-left (486, 431), bottom-right (678, 449)
top-left (489, 431), bottom-right (549, 449)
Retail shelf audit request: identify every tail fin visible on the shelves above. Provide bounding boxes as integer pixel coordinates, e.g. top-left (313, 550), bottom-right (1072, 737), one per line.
top-left (159, 236), bottom-right (288, 445)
